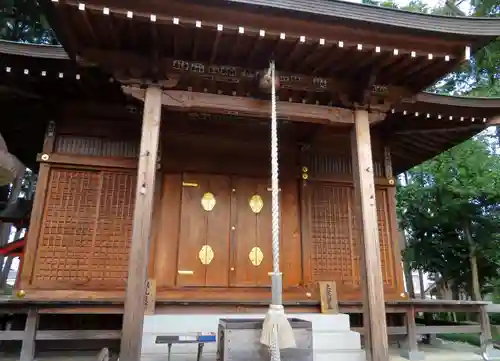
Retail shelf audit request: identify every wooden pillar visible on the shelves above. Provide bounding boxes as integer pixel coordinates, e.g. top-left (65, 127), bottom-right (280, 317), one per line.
top-left (479, 304), bottom-right (494, 357)
top-left (401, 306), bottom-right (424, 360)
top-left (351, 109), bottom-right (389, 361)
top-left (120, 86), bottom-right (162, 361)
top-left (20, 308), bottom-right (38, 361)
top-left (20, 121), bottom-right (55, 289)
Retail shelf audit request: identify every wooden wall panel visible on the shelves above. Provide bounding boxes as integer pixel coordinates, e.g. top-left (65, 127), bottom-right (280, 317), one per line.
top-left (55, 135), bottom-right (139, 158)
top-left (309, 184), bottom-right (359, 286)
top-left (281, 180), bottom-right (302, 288)
top-left (375, 188), bottom-right (405, 297)
top-left (308, 181), bottom-right (403, 300)
top-left (30, 167), bottom-right (136, 289)
top-left (25, 112), bottom-right (400, 302)
top-left (153, 174), bottom-right (182, 289)
top-left (304, 152), bottom-right (385, 179)
top-left (91, 171), bottom-right (135, 282)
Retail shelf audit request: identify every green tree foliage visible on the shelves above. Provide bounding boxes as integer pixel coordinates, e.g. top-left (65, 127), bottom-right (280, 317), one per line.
top-left (366, 0), bottom-right (500, 300)
top-left (0, 0), bottom-right (57, 44)
top-left (398, 135), bottom-right (500, 298)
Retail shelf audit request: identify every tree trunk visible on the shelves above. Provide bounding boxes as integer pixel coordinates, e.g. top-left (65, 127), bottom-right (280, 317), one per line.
top-left (399, 230), bottom-right (415, 298)
top-left (400, 172), bottom-right (416, 298)
top-left (419, 269), bottom-right (425, 299)
top-left (405, 263), bottom-right (415, 298)
top-left (464, 223), bottom-right (481, 301)
top-left (469, 253), bottom-right (481, 301)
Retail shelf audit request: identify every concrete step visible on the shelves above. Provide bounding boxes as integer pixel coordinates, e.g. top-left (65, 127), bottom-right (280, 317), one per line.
top-left (142, 313), bottom-right (360, 359)
top-left (315, 349), bottom-right (366, 361)
top-left (143, 313), bottom-right (352, 334)
top-left (314, 330), bottom-right (361, 351)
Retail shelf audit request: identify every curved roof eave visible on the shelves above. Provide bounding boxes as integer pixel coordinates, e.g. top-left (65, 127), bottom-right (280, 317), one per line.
top-left (0, 40), bottom-right (68, 60)
top-left (416, 92), bottom-right (500, 108)
top-left (1, 41), bottom-right (499, 114)
top-left (224, 0), bottom-right (500, 37)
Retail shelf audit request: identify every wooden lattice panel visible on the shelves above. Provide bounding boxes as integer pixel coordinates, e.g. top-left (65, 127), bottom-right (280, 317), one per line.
top-left (32, 168), bottom-right (136, 288)
top-left (305, 153), bottom-right (385, 179)
top-left (55, 135), bottom-right (139, 158)
top-left (309, 182), bottom-right (398, 296)
top-left (310, 184), bottom-right (359, 284)
top-left (91, 171), bottom-right (135, 282)
top-left (375, 189), bottom-right (395, 287)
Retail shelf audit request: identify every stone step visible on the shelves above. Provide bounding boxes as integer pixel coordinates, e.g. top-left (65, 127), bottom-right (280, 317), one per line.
top-left (142, 313), bottom-right (360, 359)
top-left (315, 349), bottom-right (366, 361)
top-left (314, 330), bottom-right (361, 351)
top-left (143, 313), bottom-right (352, 335)
top-left (143, 331), bottom-right (361, 357)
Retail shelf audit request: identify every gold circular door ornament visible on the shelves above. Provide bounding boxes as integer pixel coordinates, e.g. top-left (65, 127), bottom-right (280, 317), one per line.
top-left (249, 246), bottom-right (264, 266)
top-left (199, 245), bottom-right (215, 265)
top-left (201, 192), bottom-right (216, 211)
top-left (249, 194), bottom-right (264, 214)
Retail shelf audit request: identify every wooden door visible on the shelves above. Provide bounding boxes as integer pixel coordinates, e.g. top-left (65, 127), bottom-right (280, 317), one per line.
top-left (230, 177), bottom-right (273, 287)
top-left (176, 173), bottom-right (231, 287)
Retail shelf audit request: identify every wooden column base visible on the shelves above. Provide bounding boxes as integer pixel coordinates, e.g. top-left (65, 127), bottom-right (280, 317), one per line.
top-left (20, 308), bottom-right (38, 361)
top-left (400, 306), bottom-right (424, 360)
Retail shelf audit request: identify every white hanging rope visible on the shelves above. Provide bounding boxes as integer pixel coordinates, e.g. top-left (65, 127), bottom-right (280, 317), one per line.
top-left (260, 60), bottom-right (295, 358)
top-left (270, 59), bottom-right (280, 289)
top-left (269, 59), bottom-right (281, 361)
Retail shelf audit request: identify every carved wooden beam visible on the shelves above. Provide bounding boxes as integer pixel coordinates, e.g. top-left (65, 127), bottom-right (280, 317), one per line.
top-left (82, 49), bottom-right (351, 93)
top-left (82, 49), bottom-right (411, 104)
top-left (123, 86), bottom-right (356, 125)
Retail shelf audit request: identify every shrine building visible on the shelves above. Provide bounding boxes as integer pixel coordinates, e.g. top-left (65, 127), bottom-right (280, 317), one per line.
top-left (0, 1), bottom-right (500, 361)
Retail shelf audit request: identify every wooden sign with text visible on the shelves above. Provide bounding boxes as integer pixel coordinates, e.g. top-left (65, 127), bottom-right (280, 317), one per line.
top-left (144, 279), bottom-right (156, 315)
top-left (318, 281), bottom-right (338, 314)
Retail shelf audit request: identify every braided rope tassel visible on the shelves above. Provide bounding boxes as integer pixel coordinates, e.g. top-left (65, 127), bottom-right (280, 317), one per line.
top-left (269, 60), bottom-right (281, 361)
top-left (271, 324), bottom-right (280, 361)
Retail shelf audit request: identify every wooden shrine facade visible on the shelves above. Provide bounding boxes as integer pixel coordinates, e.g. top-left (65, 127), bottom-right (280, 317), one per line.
top-left (18, 103), bottom-right (403, 302)
top-left (2, 1), bottom-right (500, 360)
